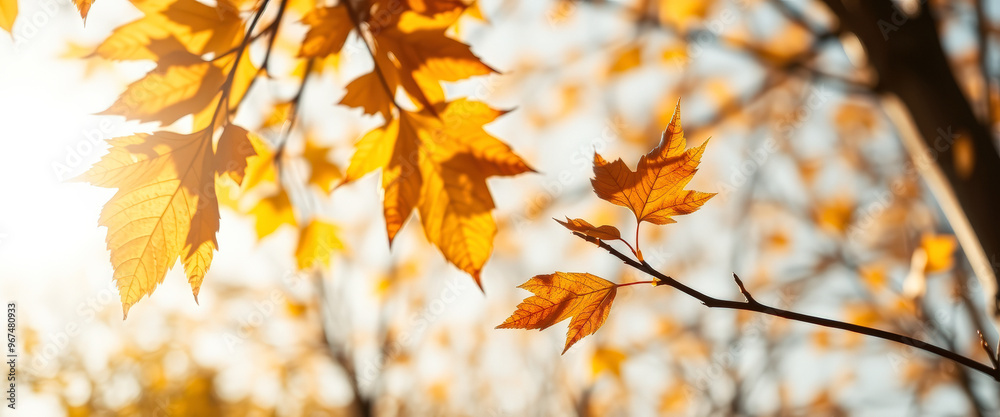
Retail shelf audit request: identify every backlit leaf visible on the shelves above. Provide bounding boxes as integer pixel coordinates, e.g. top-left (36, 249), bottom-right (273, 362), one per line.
top-left (0, 0), bottom-right (16, 34)
top-left (497, 272), bottom-right (619, 353)
top-left (591, 101), bottom-right (715, 227)
top-left (76, 130), bottom-right (220, 317)
top-left (555, 217), bottom-right (623, 242)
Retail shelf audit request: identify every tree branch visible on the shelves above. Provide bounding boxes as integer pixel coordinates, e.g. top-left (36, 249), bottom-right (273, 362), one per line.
top-left (571, 231), bottom-right (1000, 381)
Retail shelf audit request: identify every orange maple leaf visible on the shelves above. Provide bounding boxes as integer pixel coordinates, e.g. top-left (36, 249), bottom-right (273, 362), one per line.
top-left (591, 101), bottom-right (714, 256)
top-left (497, 272), bottom-right (619, 353)
top-left (344, 99), bottom-right (530, 287)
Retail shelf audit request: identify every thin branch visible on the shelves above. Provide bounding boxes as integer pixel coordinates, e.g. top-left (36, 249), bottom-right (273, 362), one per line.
top-left (260, 0), bottom-right (290, 74)
top-left (341, 0), bottom-right (404, 111)
top-left (207, 0), bottom-right (271, 131)
top-left (974, 0), bottom-right (993, 125)
top-left (979, 330), bottom-right (1000, 371)
top-left (570, 231), bottom-right (1000, 381)
top-left (274, 58), bottom-right (314, 160)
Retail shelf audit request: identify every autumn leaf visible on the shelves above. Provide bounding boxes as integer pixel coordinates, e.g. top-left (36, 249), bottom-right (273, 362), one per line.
top-left (344, 99), bottom-right (530, 287)
top-left (76, 130), bottom-right (243, 317)
top-left (920, 233), bottom-right (957, 273)
top-left (299, 5), bottom-right (352, 58)
top-left (94, 0), bottom-right (243, 61)
top-left (303, 140), bottom-right (342, 193)
top-left (591, 101), bottom-right (715, 245)
top-left (216, 124), bottom-right (258, 185)
top-left (296, 219), bottom-right (344, 270)
top-left (249, 189), bottom-right (297, 239)
top-left (497, 272), bottom-right (619, 353)
top-left (555, 217), bottom-right (623, 242)
top-left (75, 0), bottom-right (95, 21)
top-left (101, 51), bottom-right (226, 126)
top-left (0, 0), bottom-right (15, 34)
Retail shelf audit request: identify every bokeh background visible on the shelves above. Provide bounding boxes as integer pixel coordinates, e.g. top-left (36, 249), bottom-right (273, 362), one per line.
top-left (2, 0), bottom-right (1000, 415)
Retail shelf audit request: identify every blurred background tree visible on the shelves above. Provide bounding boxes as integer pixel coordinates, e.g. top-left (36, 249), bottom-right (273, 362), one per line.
top-left (3, 0), bottom-right (1000, 415)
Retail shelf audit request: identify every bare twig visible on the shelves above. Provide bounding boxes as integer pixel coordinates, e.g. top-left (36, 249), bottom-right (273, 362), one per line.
top-left (571, 231), bottom-right (1000, 381)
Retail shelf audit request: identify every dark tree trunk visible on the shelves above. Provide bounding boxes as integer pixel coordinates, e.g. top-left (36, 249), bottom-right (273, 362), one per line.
top-left (820, 0), bottom-right (1000, 323)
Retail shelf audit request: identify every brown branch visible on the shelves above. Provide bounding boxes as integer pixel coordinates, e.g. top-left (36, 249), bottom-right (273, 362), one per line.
top-left (571, 231), bottom-right (1000, 381)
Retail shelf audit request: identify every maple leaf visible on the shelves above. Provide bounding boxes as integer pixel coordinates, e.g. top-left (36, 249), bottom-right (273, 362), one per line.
top-left (94, 0), bottom-right (243, 61)
top-left (101, 51), bottom-right (226, 126)
top-left (299, 5), bottom-right (352, 58)
top-left (76, 129), bottom-right (255, 317)
top-left (344, 99), bottom-right (530, 287)
top-left (497, 272), bottom-right (619, 353)
top-left (591, 101), bottom-right (714, 255)
top-left (0, 0), bottom-right (15, 34)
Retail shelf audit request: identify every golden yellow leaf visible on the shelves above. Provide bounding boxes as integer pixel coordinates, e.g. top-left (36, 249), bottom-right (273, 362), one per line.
top-left (591, 101), bottom-right (715, 228)
top-left (609, 45), bottom-right (642, 74)
top-left (920, 233), bottom-right (957, 273)
top-left (102, 52), bottom-right (226, 125)
top-left (295, 219), bottom-right (343, 269)
top-left (77, 131), bottom-right (222, 317)
top-left (658, 0), bottom-right (711, 30)
top-left (814, 196), bottom-right (854, 234)
top-left (95, 0), bottom-right (243, 61)
top-left (240, 132), bottom-right (278, 191)
top-left (249, 189), bottom-right (297, 239)
top-left (418, 152), bottom-right (496, 286)
top-left (345, 115), bottom-right (422, 242)
top-left (0, 0), bottom-right (16, 34)
top-left (590, 347), bottom-right (626, 378)
top-left (303, 140), bottom-right (342, 193)
top-left (262, 101), bottom-right (293, 130)
top-left (497, 272), bottom-right (619, 353)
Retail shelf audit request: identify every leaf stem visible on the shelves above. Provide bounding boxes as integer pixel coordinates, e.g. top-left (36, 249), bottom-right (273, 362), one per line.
top-left (569, 231), bottom-right (1000, 382)
top-left (617, 280), bottom-right (655, 288)
top-left (634, 223), bottom-right (642, 261)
